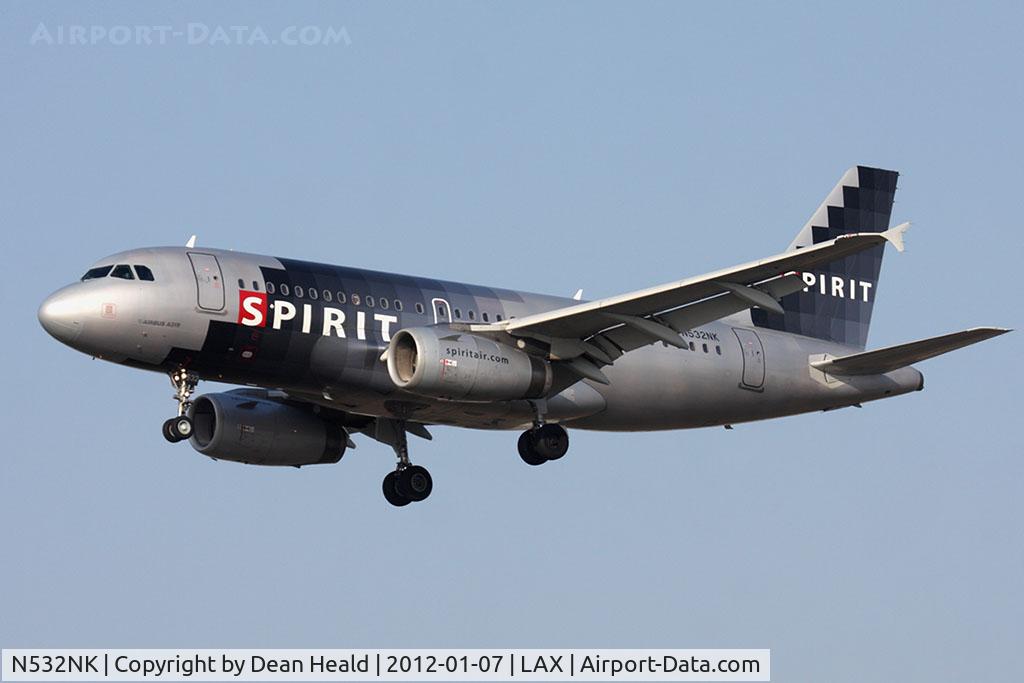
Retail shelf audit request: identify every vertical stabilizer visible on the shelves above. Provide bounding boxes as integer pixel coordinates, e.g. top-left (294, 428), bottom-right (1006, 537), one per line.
top-left (752, 165), bottom-right (899, 348)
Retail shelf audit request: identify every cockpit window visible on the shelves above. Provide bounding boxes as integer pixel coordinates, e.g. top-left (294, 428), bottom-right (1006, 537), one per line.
top-left (134, 265), bottom-right (155, 281)
top-left (110, 264), bottom-right (135, 280)
top-left (81, 266), bottom-right (113, 281)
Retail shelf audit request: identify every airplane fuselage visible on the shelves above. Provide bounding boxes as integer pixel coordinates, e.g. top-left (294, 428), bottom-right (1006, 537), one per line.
top-left (39, 246), bottom-right (923, 432)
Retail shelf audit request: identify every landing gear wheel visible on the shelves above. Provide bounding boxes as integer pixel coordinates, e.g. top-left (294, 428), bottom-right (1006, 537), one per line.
top-left (377, 419), bottom-right (434, 505)
top-left (162, 418), bottom-right (180, 443)
top-left (398, 465), bottom-right (433, 502)
top-left (518, 430), bottom-right (547, 466)
top-left (382, 471), bottom-right (411, 507)
top-left (532, 424), bottom-right (569, 461)
top-left (168, 416), bottom-right (193, 441)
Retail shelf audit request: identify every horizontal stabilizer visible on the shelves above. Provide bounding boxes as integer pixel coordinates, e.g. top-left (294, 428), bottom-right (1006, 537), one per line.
top-left (810, 327), bottom-right (1010, 376)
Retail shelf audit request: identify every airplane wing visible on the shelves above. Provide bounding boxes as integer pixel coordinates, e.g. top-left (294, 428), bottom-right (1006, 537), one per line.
top-left (466, 223), bottom-right (910, 382)
top-left (810, 327), bottom-right (1010, 376)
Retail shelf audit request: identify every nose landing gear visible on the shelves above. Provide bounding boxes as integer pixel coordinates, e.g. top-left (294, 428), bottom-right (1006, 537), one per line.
top-left (162, 415), bottom-right (194, 442)
top-left (163, 369), bottom-right (198, 443)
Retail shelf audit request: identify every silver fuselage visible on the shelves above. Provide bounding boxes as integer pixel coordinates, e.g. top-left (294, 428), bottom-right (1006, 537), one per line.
top-left (39, 246), bottom-right (923, 431)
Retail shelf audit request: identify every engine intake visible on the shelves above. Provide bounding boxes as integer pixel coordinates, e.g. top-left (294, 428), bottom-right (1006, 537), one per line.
top-left (386, 327), bottom-right (551, 401)
top-left (188, 390), bottom-right (345, 466)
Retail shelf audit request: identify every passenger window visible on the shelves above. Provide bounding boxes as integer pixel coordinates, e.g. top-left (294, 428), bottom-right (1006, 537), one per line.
top-left (111, 264), bottom-right (135, 280)
top-left (496, 314), bottom-right (503, 321)
top-left (689, 342), bottom-right (695, 351)
top-left (702, 343), bottom-right (708, 353)
top-left (294, 285), bottom-right (304, 298)
top-left (134, 265), bottom-right (155, 281)
top-left (280, 284), bottom-right (290, 296)
top-left (437, 305), bottom-right (444, 316)
top-left (380, 298), bottom-right (389, 310)
top-left (468, 310), bottom-right (475, 321)
top-left (81, 266), bottom-right (113, 280)
top-left (351, 294), bottom-right (361, 305)
top-left (337, 292), bottom-right (347, 304)
top-left (415, 303), bottom-right (424, 314)
top-left (252, 281), bottom-right (260, 291)
top-left (323, 290), bottom-right (333, 302)
top-left (454, 308), bottom-right (462, 319)
top-left (716, 345), bottom-right (722, 355)
top-left (366, 295), bottom-right (375, 307)
top-left (309, 288), bottom-right (318, 300)
top-left (395, 300), bottom-right (403, 311)
top-left (237, 278), bottom-right (245, 288)
top-left (482, 312), bottom-right (489, 322)
top-left (266, 282), bottom-right (276, 294)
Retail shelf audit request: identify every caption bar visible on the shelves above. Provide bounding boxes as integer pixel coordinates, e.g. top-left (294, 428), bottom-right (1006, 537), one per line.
top-left (1, 649), bottom-right (769, 681)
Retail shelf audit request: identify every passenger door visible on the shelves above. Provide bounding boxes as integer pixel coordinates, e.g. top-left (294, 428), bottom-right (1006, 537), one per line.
top-left (432, 297), bottom-right (452, 324)
top-left (188, 253), bottom-right (225, 311)
top-left (733, 328), bottom-right (765, 390)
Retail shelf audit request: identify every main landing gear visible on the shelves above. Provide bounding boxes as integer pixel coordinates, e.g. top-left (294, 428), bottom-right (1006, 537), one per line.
top-left (163, 369), bottom-right (198, 443)
top-left (378, 420), bottom-right (433, 507)
top-left (518, 424), bottom-right (570, 465)
top-left (518, 400), bottom-right (570, 466)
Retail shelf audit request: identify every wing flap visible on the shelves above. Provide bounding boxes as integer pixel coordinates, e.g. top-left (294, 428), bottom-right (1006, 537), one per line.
top-left (810, 327), bottom-right (1010, 376)
top-left (601, 273), bottom-right (807, 354)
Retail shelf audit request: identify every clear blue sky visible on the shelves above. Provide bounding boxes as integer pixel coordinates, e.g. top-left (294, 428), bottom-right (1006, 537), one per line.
top-left (2, 2), bottom-right (1021, 681)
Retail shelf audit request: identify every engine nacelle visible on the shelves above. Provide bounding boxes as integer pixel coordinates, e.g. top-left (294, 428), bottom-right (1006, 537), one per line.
top-left (386, 327), bottom-right (552, 401)
top-left (187, 390), bottom-right (345, 466)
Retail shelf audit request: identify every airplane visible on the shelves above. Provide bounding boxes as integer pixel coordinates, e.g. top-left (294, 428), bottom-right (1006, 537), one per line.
top-left (38, 166), bottom-right (1009, 506)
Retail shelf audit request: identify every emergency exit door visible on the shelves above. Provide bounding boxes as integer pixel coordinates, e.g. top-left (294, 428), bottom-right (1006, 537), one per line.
top-left (188, 253), bottom-right (225, 311)
top-left (733, 328), bottom-right (765, 390)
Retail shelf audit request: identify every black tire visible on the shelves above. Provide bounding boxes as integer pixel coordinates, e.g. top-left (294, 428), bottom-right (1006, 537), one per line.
top-left (382, 471), bottom-right (411, 507)
top-left (398, 465), bottom-right (433, 502)
top-left (169, 416), bottom-right (193, 441)
top-left (162, 418), bottom-right (180, 443)
top-left (518, 430), bottom-right (547, 466)
top-left (532, 424), bottom-right (569, 460)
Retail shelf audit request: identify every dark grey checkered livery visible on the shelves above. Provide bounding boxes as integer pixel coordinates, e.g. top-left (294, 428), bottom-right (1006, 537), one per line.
top-left (752, 166), bottom-right (898, 348)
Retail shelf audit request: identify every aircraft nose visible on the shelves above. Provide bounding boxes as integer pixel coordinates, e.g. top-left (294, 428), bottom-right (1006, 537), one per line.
top-left (38, 287), bottom-right (85, 344)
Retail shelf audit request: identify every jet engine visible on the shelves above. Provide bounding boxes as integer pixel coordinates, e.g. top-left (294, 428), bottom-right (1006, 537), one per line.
top-left (187, 390), bottom-right (346, 466)
top-left (386, 327), bottom-right (552, 401)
